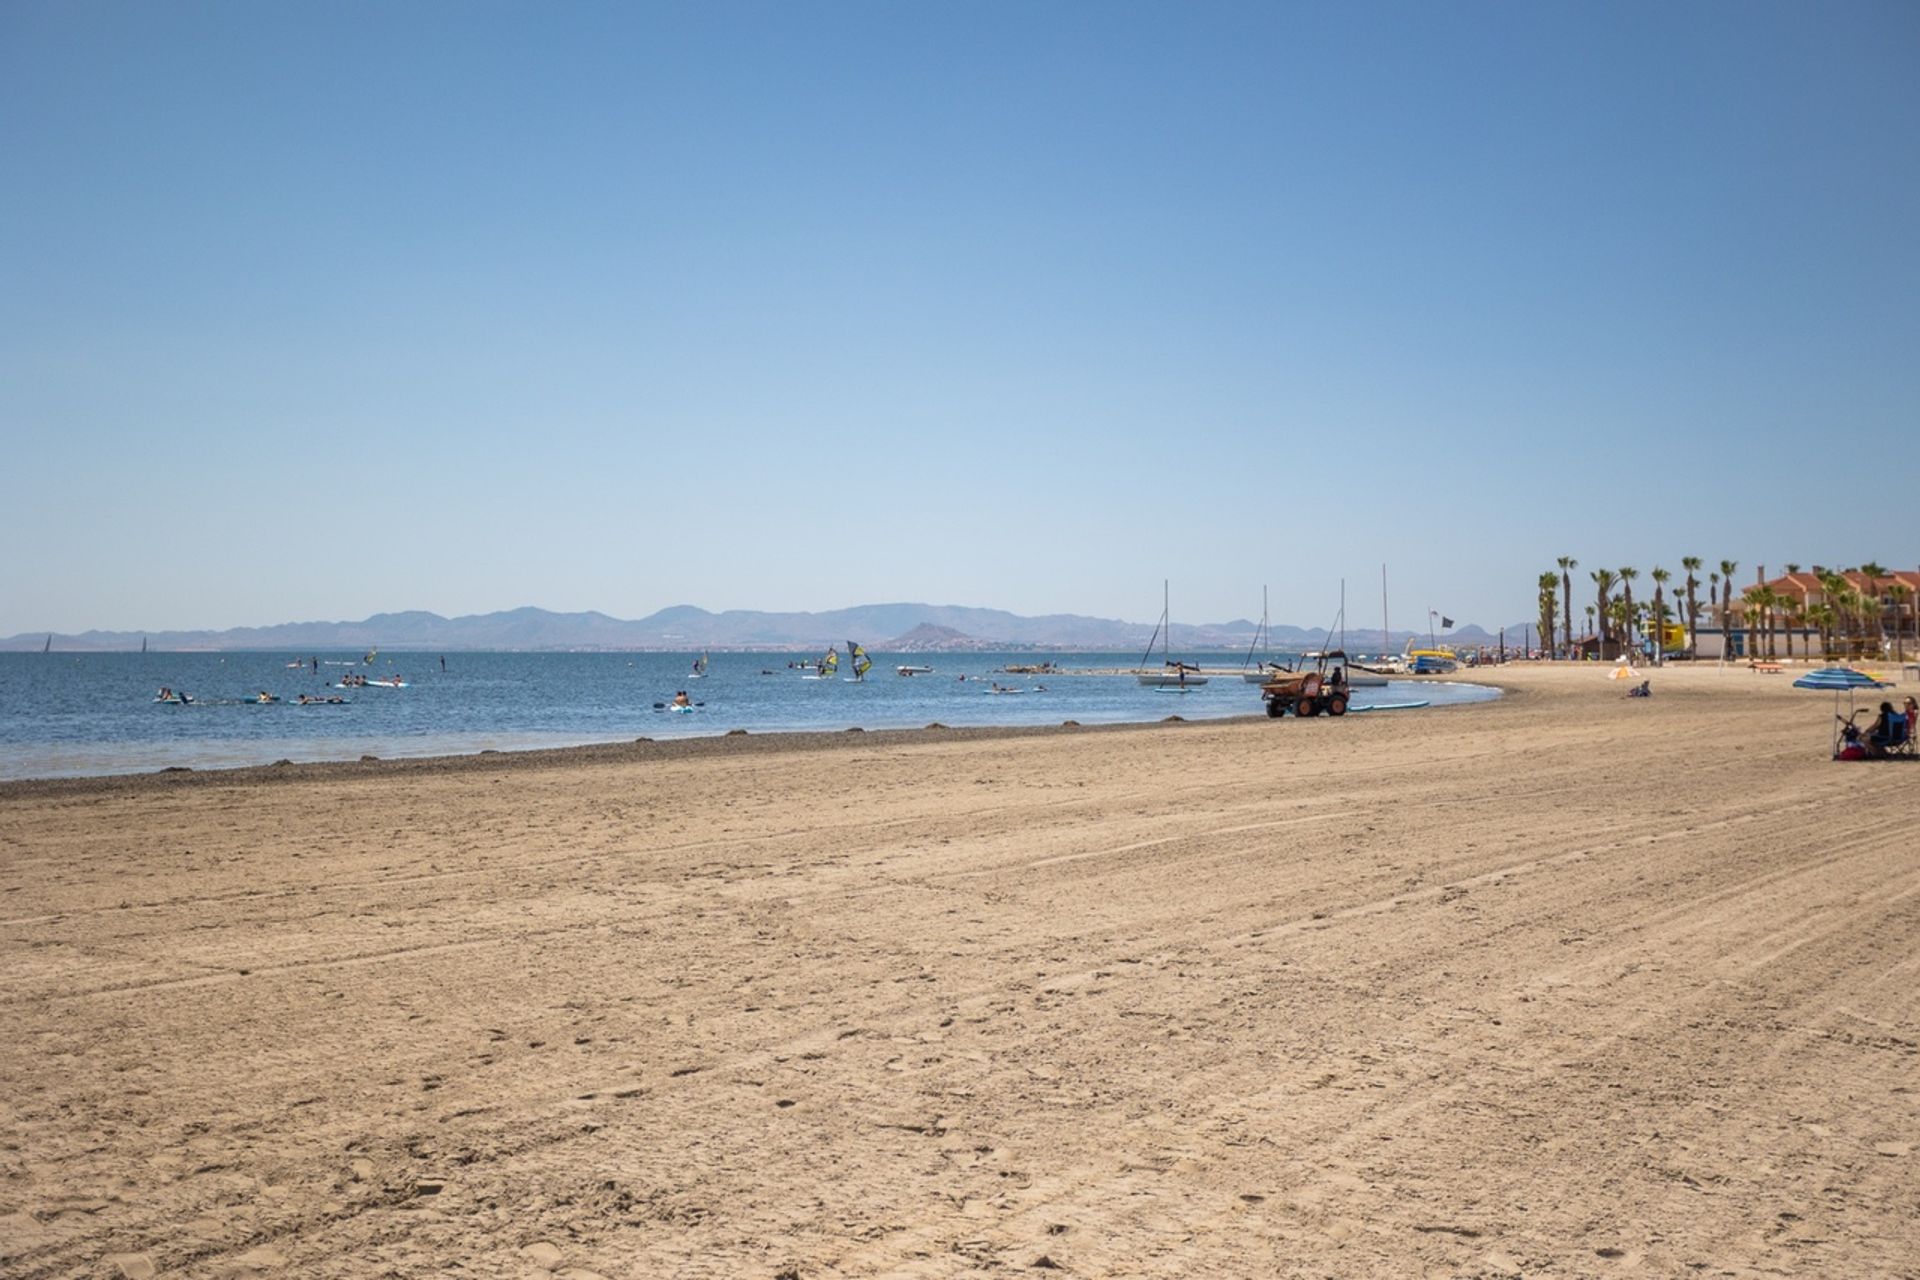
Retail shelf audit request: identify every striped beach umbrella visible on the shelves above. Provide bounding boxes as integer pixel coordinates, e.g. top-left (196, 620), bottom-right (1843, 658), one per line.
top-left (1794, 667), bottom-right (1889, 755)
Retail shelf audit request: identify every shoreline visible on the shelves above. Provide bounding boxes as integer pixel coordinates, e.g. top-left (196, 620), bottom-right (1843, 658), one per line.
top-left (0, 679), bottom-right (1511, 795)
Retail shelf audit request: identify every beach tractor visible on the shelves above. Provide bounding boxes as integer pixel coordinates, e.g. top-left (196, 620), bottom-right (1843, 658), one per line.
top-left (1260, 650), bottom-right (1352, 719)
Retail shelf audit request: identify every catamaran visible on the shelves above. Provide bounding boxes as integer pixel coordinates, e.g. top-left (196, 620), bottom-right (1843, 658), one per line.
top-left (845, 641), bottom-right (872, 682)
top-left (1137, 580), bottom-right (1208, 688)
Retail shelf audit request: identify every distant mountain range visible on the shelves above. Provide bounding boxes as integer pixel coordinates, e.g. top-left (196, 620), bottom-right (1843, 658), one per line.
top-left (4, 604), bottom-right (1525, 653)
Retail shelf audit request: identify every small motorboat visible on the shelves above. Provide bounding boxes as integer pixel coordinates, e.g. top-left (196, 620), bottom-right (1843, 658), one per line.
top-left (897, 665), bottom-right (934, 676)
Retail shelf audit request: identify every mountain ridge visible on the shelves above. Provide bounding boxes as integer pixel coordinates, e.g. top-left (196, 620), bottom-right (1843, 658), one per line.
top-left (4, 604), bottom-right (1527, 653)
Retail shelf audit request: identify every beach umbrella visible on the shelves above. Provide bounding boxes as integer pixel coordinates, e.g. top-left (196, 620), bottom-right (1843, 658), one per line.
top-left (1793, 667), bottom-right (1888, 754)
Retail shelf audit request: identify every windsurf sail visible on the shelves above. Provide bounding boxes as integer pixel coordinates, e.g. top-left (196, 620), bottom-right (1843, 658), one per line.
top-left (821, 646), bottom-right (840, 678)
top-left (691, 650), bottom-right (709, 677)
top-left (848, 641), bottom-right (871, 681)
top-left (43, 634), bottom-right (52, 654)
top-left (364, 647), bottom-right (378, 665)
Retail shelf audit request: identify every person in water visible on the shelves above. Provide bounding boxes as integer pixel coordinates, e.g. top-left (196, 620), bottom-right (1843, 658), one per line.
top-left (672, 690), bottom-right (691, 708)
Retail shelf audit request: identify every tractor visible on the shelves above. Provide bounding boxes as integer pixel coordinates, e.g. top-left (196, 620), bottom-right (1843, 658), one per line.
top-left (1260, 650), bottom-right (1352, 718)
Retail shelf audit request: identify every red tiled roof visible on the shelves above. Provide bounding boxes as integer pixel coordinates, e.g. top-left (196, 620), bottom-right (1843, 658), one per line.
top-left (1760, 569), bottom-right (1920, 599)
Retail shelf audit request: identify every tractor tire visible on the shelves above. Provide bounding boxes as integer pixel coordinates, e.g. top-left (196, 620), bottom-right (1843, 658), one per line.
top-left (1327, 694), bottom-right (1349, 717)
top-left (1265, 697), bottom-right (1284, 718)
top-left (1296, 697), bottom-right (1319, 718)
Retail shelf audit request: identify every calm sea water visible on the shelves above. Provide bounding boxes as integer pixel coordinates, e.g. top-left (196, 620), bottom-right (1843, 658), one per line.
top-left (0, 651), bottom-right (1499, 781)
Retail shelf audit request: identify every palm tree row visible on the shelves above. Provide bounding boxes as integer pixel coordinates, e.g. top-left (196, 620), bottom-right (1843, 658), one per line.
top-left (1541, 557), bottom-right (1916, 661)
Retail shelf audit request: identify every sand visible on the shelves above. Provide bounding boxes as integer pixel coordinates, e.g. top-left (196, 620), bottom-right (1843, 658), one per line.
top-left (1, 663), bottom-right (1915, 1278)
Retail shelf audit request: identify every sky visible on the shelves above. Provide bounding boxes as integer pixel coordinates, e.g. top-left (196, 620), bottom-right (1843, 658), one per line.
top-left (3, 1), bottom-right (1916, 636)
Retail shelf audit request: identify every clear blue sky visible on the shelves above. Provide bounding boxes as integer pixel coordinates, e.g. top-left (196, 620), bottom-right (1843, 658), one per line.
top-left (3, 1), bottom-right (1915, 636)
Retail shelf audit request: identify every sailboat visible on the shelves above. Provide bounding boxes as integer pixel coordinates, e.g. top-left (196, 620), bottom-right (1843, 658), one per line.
top-left (1137, 580), bottom-right (1208, 688)
top-left (689, 650), bottom-right (709, 679)
top-left (141, 635), bottom-right (147, 654)
top-left (801, 646), bottom-right (840, 679)
top-left (1335, 578), bottom-right (1388, 686)
top-left (43, 634), bottom-right (52, 654)
top-left (845, 641), bottom-right (872, 682)
top-left (1241, 586), bottom-right (1282, 682)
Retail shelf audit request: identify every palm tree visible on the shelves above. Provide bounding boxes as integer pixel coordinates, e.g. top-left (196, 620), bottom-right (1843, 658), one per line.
top-left (1860, 561), bottom-right (1889, 656)
top-left (1889, 583), bottom-right (1912, 663)
top-left (1650, 567), bottom-right (1671, 663)
top-left (1618, 567), bottom-right (1639, 657)
top-left (1809, 603), bottom-right (1836, 659)
top-left (1718, 560), bottom-right (1739, 656)
top-left (1607, 597), bottom-right (1632, 652)
top-left (1591, 568), bottom-right (1618, 657)
top-left (1585, 604), bottom-right (1596, 644)
top-left (1556, 556), bottom-right (1578, 658)
top-left (1741, 588), bottom-right (1769, 660)
top-left (1538, 572), bottom-right (1559, 660)
top-left (1759, 586), bottom-right (1783, 659)
top-left (1681, 557), bottom-right (1702, 660)
top-left (1818, 570), bottom-right (1851, 656)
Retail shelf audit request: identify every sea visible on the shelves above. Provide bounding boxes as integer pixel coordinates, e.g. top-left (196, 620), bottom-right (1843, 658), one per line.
top-left (0, 651), bottom-right (1501, 782)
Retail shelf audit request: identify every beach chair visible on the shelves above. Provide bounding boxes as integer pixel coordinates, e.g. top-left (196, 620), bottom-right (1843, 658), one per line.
top-left (1883, 716), bottom-right (1915, 759)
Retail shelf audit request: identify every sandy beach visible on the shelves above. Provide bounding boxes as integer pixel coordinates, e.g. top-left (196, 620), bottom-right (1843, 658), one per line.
top-left (2, 663), bottom-right (1916, 1278)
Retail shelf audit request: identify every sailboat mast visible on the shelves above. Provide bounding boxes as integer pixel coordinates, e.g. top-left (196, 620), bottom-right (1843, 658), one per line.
top-left (1381, 565), bottom-right (1390, 657)
top-left (1340, 579), bottom-right (1346, 653)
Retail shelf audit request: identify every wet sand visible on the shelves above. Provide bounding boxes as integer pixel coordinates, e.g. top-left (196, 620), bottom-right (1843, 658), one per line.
top-left (2, 663), bottom-right (1915, 1277)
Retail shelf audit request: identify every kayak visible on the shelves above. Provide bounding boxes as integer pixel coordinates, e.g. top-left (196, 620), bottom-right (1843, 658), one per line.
top-left (362, 679), bottom-right (408, 689)
top-left (1349, 700), bottom-right (1430, 713)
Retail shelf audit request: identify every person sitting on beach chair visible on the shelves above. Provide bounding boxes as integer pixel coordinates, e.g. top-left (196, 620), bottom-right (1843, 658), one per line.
top-left (1863, 700), bottom-right (1914, 759)
top-left (1627, 680), bottom-right (1651, 698)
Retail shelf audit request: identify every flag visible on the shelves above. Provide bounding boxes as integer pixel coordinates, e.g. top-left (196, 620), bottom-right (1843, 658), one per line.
top-left (1440, 616), bottom-right (1454, 630)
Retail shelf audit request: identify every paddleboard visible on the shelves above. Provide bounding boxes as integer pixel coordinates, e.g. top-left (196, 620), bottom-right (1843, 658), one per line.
top-left (1349, 700), bottom-right (1430, 712)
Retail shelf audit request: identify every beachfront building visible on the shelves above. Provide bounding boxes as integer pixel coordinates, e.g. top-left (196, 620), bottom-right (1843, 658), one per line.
top-left (1691, 566), bottom-right (1920, 661)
